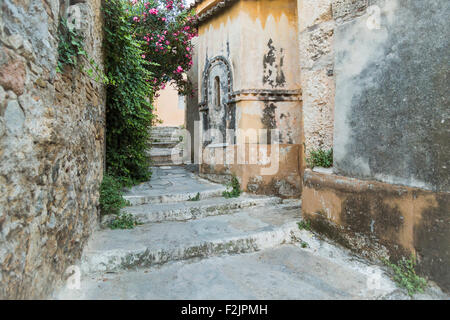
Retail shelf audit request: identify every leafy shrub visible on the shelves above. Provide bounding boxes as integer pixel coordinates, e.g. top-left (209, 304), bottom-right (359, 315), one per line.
top-left (109, 212), bottom-right (143, 230)
top-left (223, 175), bottom-right (242, 199)
top-left (383, 255), bottom-right (427, 296)
top-left (99, 174), bottom-right (130, 216)
top-left (103, 0), bottom-right (156, 186)
top-left (306, 148), bottom-right (333, 168)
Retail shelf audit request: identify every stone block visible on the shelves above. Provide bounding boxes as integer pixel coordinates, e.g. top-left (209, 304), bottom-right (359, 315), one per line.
top-left (298, 0), bottom-right (333, 32)
top-left (0, 58), bottom-right (26, 96)
top-left (298, 21), bottom-right (335, 70)
top-left (332, 0), bottom-right (368, 21)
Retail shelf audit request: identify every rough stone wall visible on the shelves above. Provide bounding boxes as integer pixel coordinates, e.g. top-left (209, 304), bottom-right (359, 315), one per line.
top-left (0, 0), bottom-right (105, 299)
top-left (297, 0), bottom-right (336, 157)
top-left (333, 0), bottom-right (449, 192)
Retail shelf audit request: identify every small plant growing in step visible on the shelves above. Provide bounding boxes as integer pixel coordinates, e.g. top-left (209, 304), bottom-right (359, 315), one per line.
top-left (99, 174), bottom-right (130, 216)
top-left (188, 192), bottom-right (200, 201)
top-left (297, 220), bottom-right (311, 231)
top-left (306, 148), bottom-right (333, 169)
top-left (300, 241), bottom-right (309, 248)
top-left (109, 212), bottom-right (143, 230)
top-left (382, 255), bottom-right (427, 296)
top-left (222, 175), bottom-right (242, 199)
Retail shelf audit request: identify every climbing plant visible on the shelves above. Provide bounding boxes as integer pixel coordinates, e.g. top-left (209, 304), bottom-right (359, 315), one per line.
top-left (103, 0), bottom-right (156, 187)
top-left (56, 17), bottom-right (106, 83)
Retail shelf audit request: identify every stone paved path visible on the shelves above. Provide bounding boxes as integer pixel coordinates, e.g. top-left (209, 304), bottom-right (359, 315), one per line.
top-left (56, 166), bottom-right (447, 300)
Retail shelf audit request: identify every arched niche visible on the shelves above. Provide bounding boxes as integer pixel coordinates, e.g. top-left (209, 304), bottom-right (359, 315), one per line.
top-left (199, 56), bottom-right (235, 147)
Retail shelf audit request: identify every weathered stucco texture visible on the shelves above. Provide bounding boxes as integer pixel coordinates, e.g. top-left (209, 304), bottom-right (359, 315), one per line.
top-left (333, 0), bottom-right (449, 192)
top-left (195, 0), bottom-right (303, 197)
top-left (0, 0), bottom-right (105, 299)
top-left (297, 0), bottom-right (336, 157)
top-left (301, 0), bottom-right (450, 293)
top-left (302, 170), bottom-right (450, 292)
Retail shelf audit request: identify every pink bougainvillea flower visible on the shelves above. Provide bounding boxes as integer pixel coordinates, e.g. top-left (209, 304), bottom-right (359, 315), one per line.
top-left (149, 8), bottom-right (158, 15)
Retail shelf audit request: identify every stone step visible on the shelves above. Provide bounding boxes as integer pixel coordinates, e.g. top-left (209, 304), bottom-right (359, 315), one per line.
top-left (59, 244), bottom-right (400, 300)
top-left (152, 126), bottom-right (180, 131)
top-left (151, 156), bottom-right (185, 166)
top-left (151, 135), bottom-right (182, 141)
top-left (151, 162), bottom-right (185, 167)
top-left (122, 172), bottom-right (228, 205)
top-left (119, 195), bottom-right (284, 224)
top-left (149, 148), bottom-right (183, 157)
top-left (81, 205), bottom-right (302, 273)
top-left (150, 141), bottom-right (181, 148)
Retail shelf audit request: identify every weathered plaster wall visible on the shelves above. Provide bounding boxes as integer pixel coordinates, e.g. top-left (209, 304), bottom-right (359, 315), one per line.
top-left (301, 0), bottom-right (450, 292)
top-left (333, 0), bottom-right (449, 192)
top-left (0, 0), bottom-right (105, 299)
top-left (196, 0), bottom-right (303, 197)
top-left (302, 170), bottom-right (450, 292)
top-left (297, 0), bottom-right (336, 157)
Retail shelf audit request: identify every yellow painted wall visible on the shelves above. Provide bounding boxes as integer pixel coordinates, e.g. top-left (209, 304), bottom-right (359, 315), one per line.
top-left (153, 84), bottom-right (185, 127)
top-left (197, 0), bottom-right (300, 95)
top-left (195, 0), bottom-right (303, 197)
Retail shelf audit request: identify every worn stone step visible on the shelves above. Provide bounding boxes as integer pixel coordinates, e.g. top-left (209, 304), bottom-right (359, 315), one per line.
top-left (81, 205), bottom-right (302, 273)
top-left (120, 195), bottom-right (284, 224)
top-left (150, 141), bottom-right (181, 148)
top-left (151, 162), bottom-right (185, 167)
top-left (151, 136), bottom-right (183, 141)
top-left (122, 171), bottom-right (227, 205)
top-left (149, 148), bottom-right (183, 157)
top-left (58, 244), bottom-right (400, 300)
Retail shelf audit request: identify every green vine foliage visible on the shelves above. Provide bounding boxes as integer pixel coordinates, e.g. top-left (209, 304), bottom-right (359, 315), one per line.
top-left (103, 0), bottom-right (156, 187)
top-left (57, 17), bottom-right (107, 83)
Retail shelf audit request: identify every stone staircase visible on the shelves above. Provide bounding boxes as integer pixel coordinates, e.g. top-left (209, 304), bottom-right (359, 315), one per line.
top-left (55, 166), bottom-right (447, 299)
top-left (149, 126), bottom-right (185, 166)
top-left (82, 166), bottom-right (302, 274)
